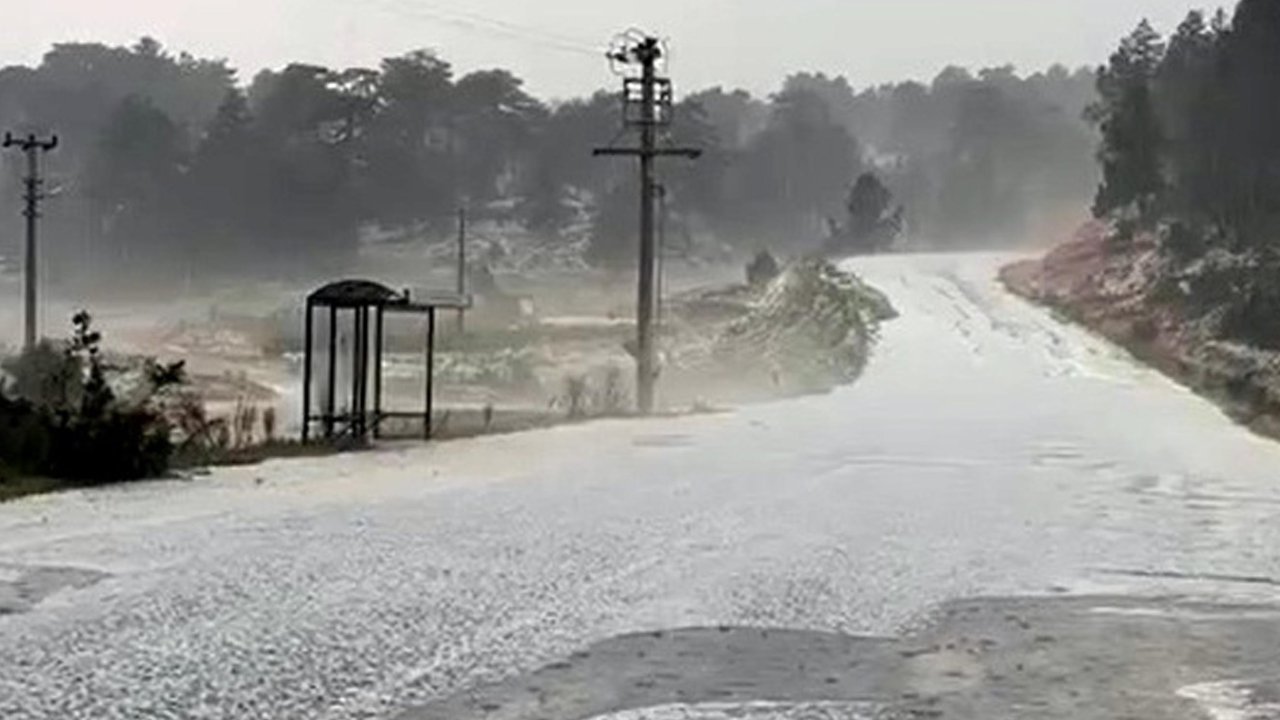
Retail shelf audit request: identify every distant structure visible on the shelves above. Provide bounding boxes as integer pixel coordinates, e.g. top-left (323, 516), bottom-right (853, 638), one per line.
top-left (301, 280), bottom-right (470, 443)
top-left (594, 32), bottom-right (701, 415)
top-left (3, 132), bottom-right (58, 350)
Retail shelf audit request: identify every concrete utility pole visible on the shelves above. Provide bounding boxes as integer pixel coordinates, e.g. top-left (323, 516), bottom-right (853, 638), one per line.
top-left (3, 132), bottom-right (58, 351)
top-left (456, 206), bottom-right (467, 334)
top-left (594, 34), bottom-right (700, 415)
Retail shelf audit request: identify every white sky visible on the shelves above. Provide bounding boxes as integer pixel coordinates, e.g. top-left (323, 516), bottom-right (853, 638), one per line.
top-left (5, 0), bottom-right (1212, 99)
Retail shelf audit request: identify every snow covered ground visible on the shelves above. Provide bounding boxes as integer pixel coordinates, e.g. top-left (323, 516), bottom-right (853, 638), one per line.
top-left (5, 252), bottom-right (1280, 719)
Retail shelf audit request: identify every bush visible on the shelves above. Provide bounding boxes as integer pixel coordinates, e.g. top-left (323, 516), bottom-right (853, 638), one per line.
top-left (1221, 284), bottom-right (1280, 350)
top-left (713, 259), bottom-right (894, 391)
top-left (2, 340), bottom-right (81, 411)
top-left (0, 392), bottom-right (52, 478)
top-left (746, 250), bottom-right (781, 286)
top-left (0, 312), bottom-right (186, 487)
top-left (1164, 221), bottom-right (1205, 262)
top-left (1131, 317), bottom-right (1159, 343)
top-left (45, 408), bottom-right (174, 482)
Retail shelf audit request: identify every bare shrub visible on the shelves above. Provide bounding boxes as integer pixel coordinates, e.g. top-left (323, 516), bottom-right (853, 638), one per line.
top-left (213, 421), bottom-right (231, 452)
top-left (261, 406), bottom-right (277, 443)
top-left (230, 399), bottom-right (259, 449)
top-left (563, 374), bottom-right (589, 419)
top-left (597, 365), bottom-right (627, 416)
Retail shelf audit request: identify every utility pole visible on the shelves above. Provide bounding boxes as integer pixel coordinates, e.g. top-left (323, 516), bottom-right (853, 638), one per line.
top-left (456, 206), bottom-right (467, 334)
top-left (3, 132), bottom-right (58, 351)
top-left (594, 34), bottom-right (700, 415)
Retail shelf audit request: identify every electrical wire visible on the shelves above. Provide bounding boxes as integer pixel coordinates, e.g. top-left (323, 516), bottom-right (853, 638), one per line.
top-left (418, 1), bottom-right (602, 52)
top-left (598, 123), bottom-right (632, 154)
top-left (386, 0), bottom-right (601, 55)
top-left (370, 0), bottom-right (606, 58)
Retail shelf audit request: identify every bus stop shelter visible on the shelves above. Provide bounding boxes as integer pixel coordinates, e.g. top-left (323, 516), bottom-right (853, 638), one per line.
top-left (301, 279), bottom-right (469, 443)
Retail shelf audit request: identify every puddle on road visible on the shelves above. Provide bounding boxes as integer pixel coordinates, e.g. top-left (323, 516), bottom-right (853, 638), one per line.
top-left (632, 434), bottom-right (696, 448)
top-left (397, 595), bottom-right (1280, 720)
top-left (0, 563), bottom-right (110, 615)
top-left (1092, 567), bottom-right (1280, 588)
top-left (585, 701), bottom-right (879, 720)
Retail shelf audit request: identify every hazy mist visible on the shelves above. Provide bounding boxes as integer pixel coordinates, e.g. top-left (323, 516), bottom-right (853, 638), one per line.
top-left (10, 7), bottom-right (1280, 720)
top-left (8, 0), bottom-right (1204, 98)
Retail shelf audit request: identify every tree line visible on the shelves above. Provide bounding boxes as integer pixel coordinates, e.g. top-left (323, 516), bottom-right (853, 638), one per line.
top-left (0, 37), bottom-right (1098, 286)
top-left (1088, 0), bottom-right (1280, 346)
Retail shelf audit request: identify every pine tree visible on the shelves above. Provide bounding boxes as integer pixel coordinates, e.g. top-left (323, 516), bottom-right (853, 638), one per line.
top-left (1089, 20), bottom-right (1167, 224)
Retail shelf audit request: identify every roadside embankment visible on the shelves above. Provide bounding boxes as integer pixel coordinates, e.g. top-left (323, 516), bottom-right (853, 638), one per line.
top-left (1001, 224), bottom-right (1280, 439)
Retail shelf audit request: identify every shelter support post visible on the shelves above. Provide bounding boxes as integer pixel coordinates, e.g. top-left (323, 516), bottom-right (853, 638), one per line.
top-left (326, 306), bottom-right (337, 439)
top-left (302, 301), bottom-right (313, 442)
top-left (425, 308), bottom-right (435, 440)
top-left (353, 307), bottom-right (366, 438)
top-left (373, 307), bottom-right (384, 440)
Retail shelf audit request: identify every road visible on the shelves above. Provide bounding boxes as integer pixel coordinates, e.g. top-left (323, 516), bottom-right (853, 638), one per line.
top-left (4, 252), bottom-right (1280, 719)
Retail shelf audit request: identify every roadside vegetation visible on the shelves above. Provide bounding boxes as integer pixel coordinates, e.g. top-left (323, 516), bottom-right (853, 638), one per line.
top-left (0, 312), bottom-right (328, 501)
top-left (1081, 2), bottom-right (1280, 338)
top-left (1, 312), bottom-right (182, 488)
top-left (709, 258), bottom-right (896, 395)
top-left (1004, 1), bottom-right (1280, 437)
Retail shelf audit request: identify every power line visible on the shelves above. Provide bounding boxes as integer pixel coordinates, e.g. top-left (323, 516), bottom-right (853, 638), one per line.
top-left (370, 0), bottom-right (605, 58)
top-left (370, 0), bottom-right (592, 55)
top-left (412, 1), bottom-right (601, 52)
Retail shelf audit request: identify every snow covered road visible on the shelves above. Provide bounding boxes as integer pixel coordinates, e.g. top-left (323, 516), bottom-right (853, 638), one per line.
top-left (5, 252), bottom-right (1280, 719)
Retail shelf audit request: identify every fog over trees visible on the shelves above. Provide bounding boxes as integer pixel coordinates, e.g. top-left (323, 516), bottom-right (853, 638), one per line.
top-left (0, 37), bottom-right (1098, 289)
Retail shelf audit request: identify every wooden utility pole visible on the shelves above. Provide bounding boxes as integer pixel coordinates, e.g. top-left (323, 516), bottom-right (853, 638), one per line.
top-left (3, 132), bottom-right (58, 351)
top-left (594, 35), bottom-right (700, 414)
